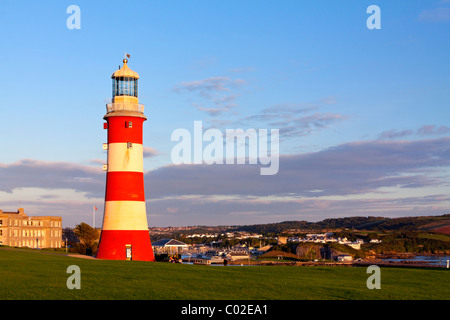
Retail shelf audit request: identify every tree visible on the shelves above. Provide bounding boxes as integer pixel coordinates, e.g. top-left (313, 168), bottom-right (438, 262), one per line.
top-left (366, 232), bottom-right (379, 241)
top-left (73, 223), bottom-right (99, 254)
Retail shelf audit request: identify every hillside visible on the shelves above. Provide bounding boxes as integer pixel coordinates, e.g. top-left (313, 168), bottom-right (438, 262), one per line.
top-left (229, 214), bottom-right (450, 234)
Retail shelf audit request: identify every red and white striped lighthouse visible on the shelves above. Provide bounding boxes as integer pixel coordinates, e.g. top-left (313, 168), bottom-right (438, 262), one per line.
top-left (96, 58), bottom-right (155, 261)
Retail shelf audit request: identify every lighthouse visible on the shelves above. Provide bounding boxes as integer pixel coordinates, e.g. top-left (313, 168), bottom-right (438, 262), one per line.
top-left (96, 58), bottom-right (155, 261)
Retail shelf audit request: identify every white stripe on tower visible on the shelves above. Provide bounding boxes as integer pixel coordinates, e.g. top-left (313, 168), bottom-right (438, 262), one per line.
top-left (107, 142), bottom-right (144, 172)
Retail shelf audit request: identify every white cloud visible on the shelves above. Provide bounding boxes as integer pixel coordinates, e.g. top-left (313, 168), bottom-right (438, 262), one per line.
top-left (143, 146), bottom-right (159, 158)
top-left (419, 7), bottom-right (450, 22)
top-left (145, 137), bottom-right (450, 199)
top-left (174, 76), bottom-right (246, 116)
top-left (1, 136), bottom-right (450, 227)
top-left (378, 125), bottom-right (450, 140)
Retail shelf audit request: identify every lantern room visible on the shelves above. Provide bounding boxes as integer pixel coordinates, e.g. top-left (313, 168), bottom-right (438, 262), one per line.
top-left (111, 58), bottom-right (140, 101)
top-left (113, 76), bottom-right (138, 97)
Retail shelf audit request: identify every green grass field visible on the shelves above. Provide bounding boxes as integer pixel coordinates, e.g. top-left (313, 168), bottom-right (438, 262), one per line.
top-left (0, 248), bottom-right (449, 300)
top-left (418, 232), bottom-right (450, 242)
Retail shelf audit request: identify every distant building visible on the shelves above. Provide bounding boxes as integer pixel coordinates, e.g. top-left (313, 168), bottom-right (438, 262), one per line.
top-left (0, 208), bottom-right (62, 249)
top-left (277, 236), bottom-right (287, 245)
top-left (336, 254), bottom-right (353, 262)
top-left (152, 239), bottom-right (189, 255)
top-left (289, 233), bottom-right (365, 250)
top-left (226, 252), bottom-right (250, 261)
top-left (250, 245), bottom-right (272, 256)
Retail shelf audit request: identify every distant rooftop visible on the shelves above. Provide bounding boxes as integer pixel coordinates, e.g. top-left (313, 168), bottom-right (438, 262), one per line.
top-left (152, 239), bottom-right (188, 247)
top-left (0, 208), bottom-right (25, 215)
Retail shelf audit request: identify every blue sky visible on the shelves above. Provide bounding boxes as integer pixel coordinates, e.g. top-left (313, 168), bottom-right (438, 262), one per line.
top-left (0, 1), bottom-right (449, 227)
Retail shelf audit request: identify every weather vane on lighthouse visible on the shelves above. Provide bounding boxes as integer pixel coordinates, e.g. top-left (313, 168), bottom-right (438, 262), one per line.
top-left (96, 56), bottom-right (155, 261)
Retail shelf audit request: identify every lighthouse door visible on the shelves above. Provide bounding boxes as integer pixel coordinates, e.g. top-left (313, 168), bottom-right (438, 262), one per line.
top-left (126, 244), bottom-right (132, 260)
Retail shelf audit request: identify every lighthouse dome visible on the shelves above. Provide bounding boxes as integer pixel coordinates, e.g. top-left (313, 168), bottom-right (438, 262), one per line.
top-left (111, 59), bottom-right (139, 79)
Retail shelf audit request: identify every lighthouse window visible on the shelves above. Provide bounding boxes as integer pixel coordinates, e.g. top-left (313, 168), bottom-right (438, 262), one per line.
top-left (112, 77), bottom-right (138, 98)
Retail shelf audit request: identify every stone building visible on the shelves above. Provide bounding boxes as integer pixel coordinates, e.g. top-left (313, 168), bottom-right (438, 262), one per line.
top-left (0, 208), bottom-right (62, 249)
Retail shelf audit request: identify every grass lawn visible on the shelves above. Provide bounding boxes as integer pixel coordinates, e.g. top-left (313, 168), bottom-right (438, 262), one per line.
top-left (0, 248), bottom-right (449, 300)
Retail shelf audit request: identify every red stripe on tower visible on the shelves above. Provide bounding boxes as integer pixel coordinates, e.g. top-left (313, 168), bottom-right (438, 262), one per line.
top-left (105, 172), bottom-right (145, 202)
top-left (107, 116), bottom-right (145, 144)
top-left (96, 57), bottom-right (155, 261)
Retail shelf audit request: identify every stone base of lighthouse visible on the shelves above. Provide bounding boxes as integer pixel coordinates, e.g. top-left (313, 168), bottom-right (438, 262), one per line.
top-left (96, 230), bottom-right (155, 261)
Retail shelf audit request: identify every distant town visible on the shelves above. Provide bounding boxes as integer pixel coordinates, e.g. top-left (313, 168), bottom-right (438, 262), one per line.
top-left (143, 214), bottom-right (450, 266)
top-left (2, 208), bottom-right (450, 267)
